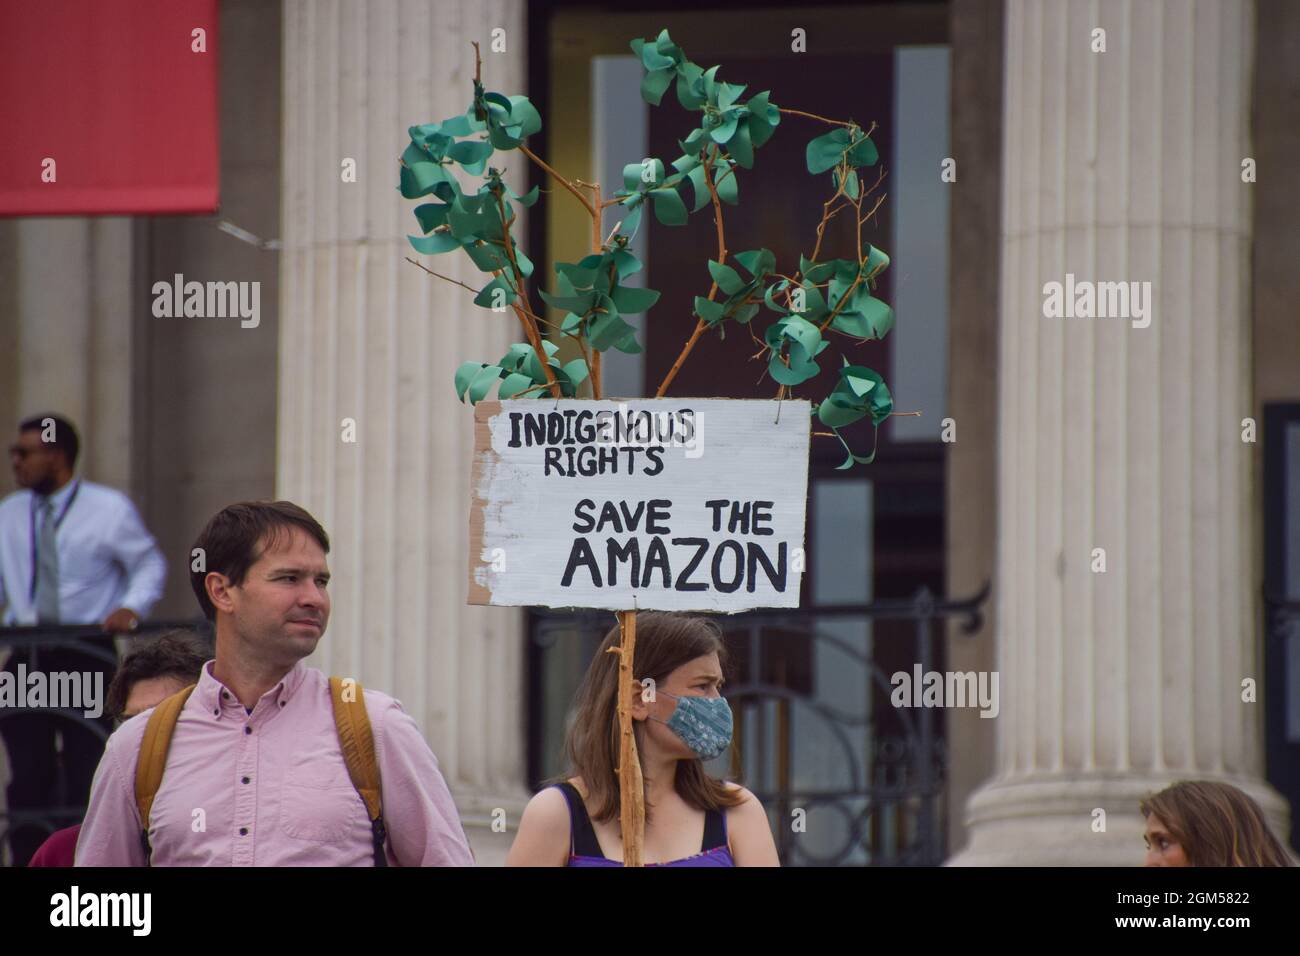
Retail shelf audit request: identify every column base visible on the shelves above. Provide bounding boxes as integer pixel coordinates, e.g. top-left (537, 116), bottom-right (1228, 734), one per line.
top-left (946, 772), bottom-right (1292, 866)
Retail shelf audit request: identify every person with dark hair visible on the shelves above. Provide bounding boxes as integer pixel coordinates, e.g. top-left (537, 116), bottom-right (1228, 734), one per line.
top-left (507, 612), bottom-right (779, 866)
top-left (0, 413), bottom-right (166, 865)
top-left (1141, 780), bottom-right (1294, 867)
top-left (76, 500), bottom-right (473, 866)
top-left (27, 629), bottom-right (209, 867)
top-left (101, 629), bottom-right (212, 727)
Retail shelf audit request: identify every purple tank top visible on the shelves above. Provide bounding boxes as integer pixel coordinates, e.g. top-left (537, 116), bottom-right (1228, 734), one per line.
top-left (552, 782), bottom-right (735, 867)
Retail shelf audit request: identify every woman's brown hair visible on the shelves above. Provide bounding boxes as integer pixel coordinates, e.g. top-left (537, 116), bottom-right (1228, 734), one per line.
top-left (551, 611), bottom-right (747, 824)
top-left (1140, 780), bottom-right (1293, 866)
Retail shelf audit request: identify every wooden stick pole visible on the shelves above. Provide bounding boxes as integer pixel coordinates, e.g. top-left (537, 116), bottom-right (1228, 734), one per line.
top-left (611, 609), bottom-right (645, 866)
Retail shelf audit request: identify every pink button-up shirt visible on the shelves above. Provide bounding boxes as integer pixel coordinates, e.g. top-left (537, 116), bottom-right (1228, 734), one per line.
top-left (75, 660), bottom-right (474, 866)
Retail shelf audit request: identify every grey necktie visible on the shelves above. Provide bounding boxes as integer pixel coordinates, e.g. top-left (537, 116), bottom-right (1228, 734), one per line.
top-left (34, 497), bottom-right (60, 623)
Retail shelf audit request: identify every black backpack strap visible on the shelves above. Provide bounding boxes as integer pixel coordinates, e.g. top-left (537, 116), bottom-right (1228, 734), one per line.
top-left (554, 782), bottom-right (604, 858)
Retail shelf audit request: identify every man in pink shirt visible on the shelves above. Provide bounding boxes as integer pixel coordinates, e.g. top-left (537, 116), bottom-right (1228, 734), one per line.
top-left (75, 500), bottom-right (474, 866)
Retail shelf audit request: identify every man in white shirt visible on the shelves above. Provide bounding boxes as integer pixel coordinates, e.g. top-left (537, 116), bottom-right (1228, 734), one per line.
top-left (0, 413), bottom-right (167, 864)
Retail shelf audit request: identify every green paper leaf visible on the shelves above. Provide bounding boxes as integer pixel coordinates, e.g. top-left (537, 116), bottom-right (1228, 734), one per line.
top-left (649, 186), bottom-right (688, 226)
top-left (675, 62), bottom-right (707, 110)
top-left (847, 132), bottom-right (879, 167)
top-left (763, 279), bottom-right (791, 315)
top-left (413, 202), bottom-right (450, 234)
top-left (474, 275), bottom-right (516, 309)
top-left (610, 284), bottom-right (661, 314)
top-left (728, 122), bottom-right (754, 169)
top-left (710, 113), bottom-right (739, 145)
top-left (855, 295), bottom-right (895, 338)
top-left (781, 315), bottom-right (823, 354)
top-left (407, 233), bottom-right (461, 255)
top-left (439, 114), bottom-right (478, 137)
top-left (816, 394), bottom-right (865, 429)
top-left (448, 140), bottom-right (493, 169)
top-left (612, 331), bottom-right (644, 354)
top-left (806, 128), bottom-right (851, 175)
top-left (708, 260), bottom-right (746, 296)
top-left (400, 162), bottom-right (449, 199)
top-left (641, 68), bottom-right (674, 106)
top-left (512, 184), bottom-right (540, 207)
top-left (694, 296), bottom-right (725, 325)
top-left (588, 311), bottom-right (637, 351)
top-left (454, 361), bottom-right (485, 401)
top-left (686, 165), bottom-right (711, 212)
top-left (734, 248), bottom-right (775, 278)
top-left (512, 245), bottom-right (534, 279)
top-left (498, 372), bottom-right (536, 399)
top-left (561, 358), bottom-right (590, 388)
top-left (768, 350), bottom-right (820, 386)
top-left (717, 81), bottom-right (747, 111)
top-left (713, 162), bottom-right (738, 205)
top-left (538, 288), bottom-right (595, 314)
top-left (619, 202), bottom-right (643, 239)
top-left (462, 241), bottom-right (512, 273)
top-left (613, 249), bottom-right (643, 279)
top-left (466, 364), bottom-right (503, 404)
top-left (865, 244), bottom-right (890, 277)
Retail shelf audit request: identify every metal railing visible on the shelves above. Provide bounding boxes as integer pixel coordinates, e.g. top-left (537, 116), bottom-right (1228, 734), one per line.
top-left (0, 620), bottom-right (211, 864)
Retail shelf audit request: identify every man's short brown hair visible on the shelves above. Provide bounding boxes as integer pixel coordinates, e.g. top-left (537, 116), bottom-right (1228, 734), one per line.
top-left (190, 500), bottom-right (330, 620)
top-left (105, 629), bottom-right (211, 719)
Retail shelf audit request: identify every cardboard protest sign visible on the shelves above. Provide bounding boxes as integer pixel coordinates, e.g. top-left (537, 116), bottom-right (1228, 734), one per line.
top-left (468, 399), bottom-right (810, 612)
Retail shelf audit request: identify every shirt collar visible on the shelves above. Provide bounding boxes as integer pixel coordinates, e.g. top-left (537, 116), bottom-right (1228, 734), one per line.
top-left (195, 658), bottom-right (311, 719)
top-left (35, 476), bottom-right (79, 512)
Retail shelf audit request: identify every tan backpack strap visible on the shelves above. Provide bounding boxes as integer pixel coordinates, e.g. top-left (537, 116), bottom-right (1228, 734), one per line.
top-left (330, 677), bottom-right (387, 865)
top-left (134, 683), bottom-right (197, 855)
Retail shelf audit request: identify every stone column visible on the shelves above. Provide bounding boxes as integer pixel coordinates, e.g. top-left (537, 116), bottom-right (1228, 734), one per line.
top-left (278, 0), bottom-right (530, 865)
top-left (950, 0), bottom-right (1288, 865)
top-left (0, 217), bottom-right (135, 489)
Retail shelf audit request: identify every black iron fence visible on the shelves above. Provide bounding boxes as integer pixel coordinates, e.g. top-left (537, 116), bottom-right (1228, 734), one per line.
top-left (0, 620), bottom-right (211, 864)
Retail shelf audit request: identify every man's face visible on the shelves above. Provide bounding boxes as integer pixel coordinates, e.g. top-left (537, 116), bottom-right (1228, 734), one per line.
top-left (9, 428), bottom-right (62, 492)
top-left (219, 525), bottom-right (331, 667)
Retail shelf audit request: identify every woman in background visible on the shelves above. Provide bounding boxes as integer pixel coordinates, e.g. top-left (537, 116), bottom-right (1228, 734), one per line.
top-left (507, 612), bottom-right (779, 866)
top-left (1141, 780), bottom-right (1293, 866)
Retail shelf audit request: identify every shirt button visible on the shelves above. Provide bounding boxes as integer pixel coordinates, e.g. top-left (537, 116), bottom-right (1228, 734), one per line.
top-left (279, 701), bottom-right (286, 708)
top-left (241, 776), bottom-right (250, 784)
top-left (239, 827), bottom-right (248, 836)
top-left (213, 709), bottom-right (219, 716)
top-left (222, 691), bottom-right (229, 699)
top-left (244, 726), bottom-right (252, 735)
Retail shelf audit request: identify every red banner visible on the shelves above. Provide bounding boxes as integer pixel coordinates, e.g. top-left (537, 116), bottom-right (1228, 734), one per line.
top-left (0, 0), bottom-right (219, 216)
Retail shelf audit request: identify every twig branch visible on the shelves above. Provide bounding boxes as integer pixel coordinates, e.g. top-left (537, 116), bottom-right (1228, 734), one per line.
top-left (655, 145), bottom-right (729, 398)
top-left (519, 143), bottom-right (597, 219)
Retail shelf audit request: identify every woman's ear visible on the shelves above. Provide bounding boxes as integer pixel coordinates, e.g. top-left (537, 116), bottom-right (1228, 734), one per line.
top-left (630, 677), bottom-right (654, 721)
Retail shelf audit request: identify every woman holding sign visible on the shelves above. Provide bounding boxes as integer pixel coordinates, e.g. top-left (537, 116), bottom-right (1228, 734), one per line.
top-left (507, 613), bottom-right (780, 866)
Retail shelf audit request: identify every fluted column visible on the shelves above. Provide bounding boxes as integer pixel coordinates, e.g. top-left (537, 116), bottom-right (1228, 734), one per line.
top-left (279, 0), bottom-right (529, 865)
top-left (951, 0), bottom-right (1288, 865)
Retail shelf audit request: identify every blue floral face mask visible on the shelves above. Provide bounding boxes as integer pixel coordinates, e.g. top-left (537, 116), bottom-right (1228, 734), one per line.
top-left (650, 690), bottom-right (733, 761)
